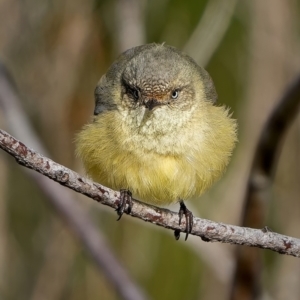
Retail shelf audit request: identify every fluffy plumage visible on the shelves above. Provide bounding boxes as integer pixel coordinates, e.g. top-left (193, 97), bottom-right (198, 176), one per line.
top-left (76, 44), bottom-right (237, 206)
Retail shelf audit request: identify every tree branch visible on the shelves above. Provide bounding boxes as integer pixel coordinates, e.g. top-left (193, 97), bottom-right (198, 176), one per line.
top-left (1, 129), bottom-right (300, 257)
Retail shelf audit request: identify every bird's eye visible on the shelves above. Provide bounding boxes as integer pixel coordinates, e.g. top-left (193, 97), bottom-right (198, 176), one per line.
top-left (171, 89), bottom-right (179, 99)
top-left (131, 88), bottom-right (140, 101)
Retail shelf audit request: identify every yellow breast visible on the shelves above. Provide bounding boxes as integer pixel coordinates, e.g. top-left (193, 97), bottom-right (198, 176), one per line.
top-left (75, 105), bottom-right (237, 206)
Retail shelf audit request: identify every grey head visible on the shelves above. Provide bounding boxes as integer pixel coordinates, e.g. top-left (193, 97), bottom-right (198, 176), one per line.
top-left (94, 43), bottom-right (217, 115)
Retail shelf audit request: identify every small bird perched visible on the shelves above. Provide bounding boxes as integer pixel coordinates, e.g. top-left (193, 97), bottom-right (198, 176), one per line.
top-left (76, 43), bottom-right (237, 240)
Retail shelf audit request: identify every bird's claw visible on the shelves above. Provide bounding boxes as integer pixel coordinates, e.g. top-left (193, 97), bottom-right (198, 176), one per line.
top-left (116, 189), bottom-right (133, 220)
top-left (174, 200), bottom-right (194, 241)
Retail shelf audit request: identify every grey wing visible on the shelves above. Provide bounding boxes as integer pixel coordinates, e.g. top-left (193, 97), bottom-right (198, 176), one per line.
top-left (94, 75), bottom-right (116, 115)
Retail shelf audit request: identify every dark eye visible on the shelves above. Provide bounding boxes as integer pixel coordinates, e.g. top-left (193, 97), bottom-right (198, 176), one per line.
top-left (131, 88), bottom-right (140, 100)
top-left (127, 87), bottom-right (141, 101)
top-left (171, 89), bottom-right (179, 99)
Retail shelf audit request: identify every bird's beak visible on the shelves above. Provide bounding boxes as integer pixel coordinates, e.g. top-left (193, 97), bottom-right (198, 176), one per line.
top-left (143, 98), bottom-right (163, 111)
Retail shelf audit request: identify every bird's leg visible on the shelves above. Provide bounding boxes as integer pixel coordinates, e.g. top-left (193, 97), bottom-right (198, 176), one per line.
top-left (116, 189), bottom-right (133, 220)
top-left (174, 200), bottom-right (194, 241)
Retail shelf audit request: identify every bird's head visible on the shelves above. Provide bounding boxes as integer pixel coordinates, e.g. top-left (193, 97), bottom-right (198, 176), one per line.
top-left (94, 44), bottom-right (218, 132)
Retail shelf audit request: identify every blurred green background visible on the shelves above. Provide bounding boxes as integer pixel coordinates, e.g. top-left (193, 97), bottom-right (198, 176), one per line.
top-left (0, 0), bottom-right (300, 299)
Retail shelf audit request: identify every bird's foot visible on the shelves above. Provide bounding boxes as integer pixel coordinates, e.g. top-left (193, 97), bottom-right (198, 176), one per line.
top-left (116, 189), bottom-right (133, 220)
top-left (174, 200), bottom-right (194, 241)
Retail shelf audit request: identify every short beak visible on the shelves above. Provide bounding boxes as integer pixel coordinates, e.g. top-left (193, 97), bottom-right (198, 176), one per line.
top-left (143, 98), bottom-right (162, 110)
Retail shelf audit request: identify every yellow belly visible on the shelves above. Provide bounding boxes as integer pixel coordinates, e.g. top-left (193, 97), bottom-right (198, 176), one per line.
top-left (86, 150), bottom-right (210, 205)
top-left (76, 106), bottom-right (237, 206)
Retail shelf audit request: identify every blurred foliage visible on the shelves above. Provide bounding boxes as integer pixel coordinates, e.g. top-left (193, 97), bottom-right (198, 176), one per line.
top-left (0, 0), bottom-right (300, 299)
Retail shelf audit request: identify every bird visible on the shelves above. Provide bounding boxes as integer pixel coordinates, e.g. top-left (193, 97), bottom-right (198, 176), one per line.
top-left (75, 43), bottom-right (237, 240)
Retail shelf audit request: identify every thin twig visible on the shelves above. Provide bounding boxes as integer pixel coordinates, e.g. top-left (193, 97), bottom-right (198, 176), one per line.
top-left (1, 129), bottom-right (300, 257)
